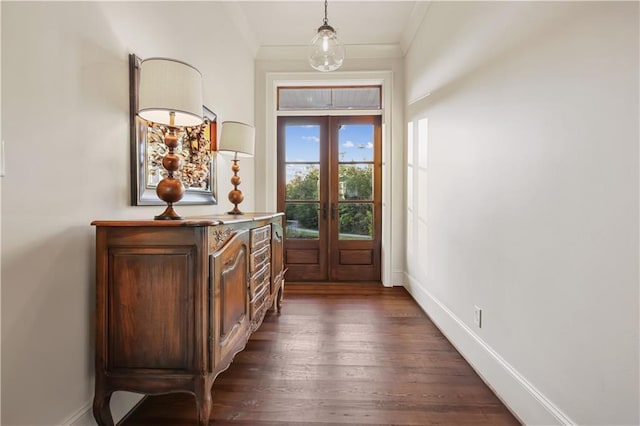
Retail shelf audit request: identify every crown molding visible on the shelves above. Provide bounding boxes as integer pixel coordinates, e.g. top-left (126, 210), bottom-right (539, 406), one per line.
top-left (400, 1), bottom-right (432, 55)
top-left (222, 2), bottom-right (260, 57)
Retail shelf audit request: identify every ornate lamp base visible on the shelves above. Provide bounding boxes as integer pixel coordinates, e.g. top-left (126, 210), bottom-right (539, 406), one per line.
top-left (155, 128), bottom-right (185, 220)
top-left (227, 159), bottom-right (245, 215)
top-left (155, 204), bottom-right (183, 220)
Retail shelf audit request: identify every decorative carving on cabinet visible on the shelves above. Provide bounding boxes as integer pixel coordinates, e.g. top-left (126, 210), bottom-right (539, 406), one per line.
top-left (209, 226), bottom-right (234, 252)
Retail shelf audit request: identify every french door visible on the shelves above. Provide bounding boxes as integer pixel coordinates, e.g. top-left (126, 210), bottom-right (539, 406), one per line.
top-left (277, 115), bottom-right (382, 281)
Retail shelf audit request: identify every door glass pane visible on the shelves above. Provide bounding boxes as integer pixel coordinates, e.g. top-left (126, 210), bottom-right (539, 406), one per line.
top-left (285, 202), bottom-right (319, 240)
top-left (286, 164), bottom-right (319, 200)
top-left (338, 164), bottom-right (372, 201)
top-left (338, 124), bottom-right (374, 162)
top-left (338, 203), bottom-right (373, 240)
top-left (285, 125), bottom-right (320, 162)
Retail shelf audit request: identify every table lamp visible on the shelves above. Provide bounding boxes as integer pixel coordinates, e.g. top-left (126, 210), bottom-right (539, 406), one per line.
top-left (218, 121), bottom-right (255, 215)
top-left (138, 57), bottom-right (203, 220)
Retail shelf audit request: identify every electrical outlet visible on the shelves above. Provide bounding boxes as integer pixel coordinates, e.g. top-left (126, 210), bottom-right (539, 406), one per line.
top-left (474, 305), bottom-right (482, 328)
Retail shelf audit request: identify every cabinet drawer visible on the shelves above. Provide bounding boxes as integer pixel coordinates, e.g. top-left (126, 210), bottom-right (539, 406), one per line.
top-left (250, 263), bottom-right (271, 296)
top-left (250, 284), bottom-right (269, 319)
top-left (250, 244), bottom-right (271, 273)
top-left (250, 225), bottom-right (271, 250)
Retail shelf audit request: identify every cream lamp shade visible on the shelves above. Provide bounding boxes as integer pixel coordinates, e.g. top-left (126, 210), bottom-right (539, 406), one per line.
top-left (138, 58), bottom-right (203, 127)
top-left (218, 121), bottom-right (255, 157)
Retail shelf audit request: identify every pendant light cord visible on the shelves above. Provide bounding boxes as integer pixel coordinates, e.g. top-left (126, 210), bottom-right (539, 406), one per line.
top-left (323, 0), bottom-right (328, 25)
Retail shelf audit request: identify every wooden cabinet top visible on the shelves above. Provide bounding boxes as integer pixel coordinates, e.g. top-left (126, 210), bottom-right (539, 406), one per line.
top-left (92, 212), bottom-right (283, 228)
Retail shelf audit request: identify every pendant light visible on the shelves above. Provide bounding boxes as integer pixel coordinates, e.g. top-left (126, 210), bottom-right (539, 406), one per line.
top-left (308, 0), bottom-right (345, 72)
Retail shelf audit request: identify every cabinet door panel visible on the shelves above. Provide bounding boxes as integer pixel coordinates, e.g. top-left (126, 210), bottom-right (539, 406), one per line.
top-left (109, 247), bottom-right (195, 371)
top-left (220, 247), bottom-right (247, 340)
top-left (211, 230), bottom-right (250, 372)
top-left (271, 222), bottom-right (284, 282)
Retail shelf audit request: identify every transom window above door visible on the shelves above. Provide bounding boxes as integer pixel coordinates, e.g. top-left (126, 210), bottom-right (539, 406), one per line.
top-left (278, 86), bottom-right (382, 111)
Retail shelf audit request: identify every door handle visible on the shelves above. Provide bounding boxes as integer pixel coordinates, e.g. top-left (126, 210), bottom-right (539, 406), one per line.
top-left (331, 203), bottom-right (337, 219)
top-left (321, 203), bottom-right (327, 220)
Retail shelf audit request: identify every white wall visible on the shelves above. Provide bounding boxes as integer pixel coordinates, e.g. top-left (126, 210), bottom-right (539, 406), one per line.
top-left (1, 2), bottom-right (255, 424)
top-left (404, 2), bottom-right (639, 425)
top-left (254, 51), bottom-right (406, 286)
top-left (0, 1), bottom-right (3, 422)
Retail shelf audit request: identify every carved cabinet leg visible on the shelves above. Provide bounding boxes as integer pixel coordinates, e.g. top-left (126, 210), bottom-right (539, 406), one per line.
top-left (276, 281), bottom-right (285, 313)
top-left (275, 289), bottom-right (282, 313)
top-left (194, 377), bottom-right (212, 426)
top-left (92, 389), bottom-right (114, 426)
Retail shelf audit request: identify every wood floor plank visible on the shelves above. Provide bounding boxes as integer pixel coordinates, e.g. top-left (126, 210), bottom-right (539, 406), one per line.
top-left (210, 379), bottom-right (509, 404)
top-left (120, 283), bottom-right (520, 426)
top-left (232, 349), bottom-right (468, 368)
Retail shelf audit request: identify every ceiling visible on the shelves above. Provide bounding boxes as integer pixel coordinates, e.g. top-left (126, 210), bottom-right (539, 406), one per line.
top-left (236, 1), bottom-right (429, 53)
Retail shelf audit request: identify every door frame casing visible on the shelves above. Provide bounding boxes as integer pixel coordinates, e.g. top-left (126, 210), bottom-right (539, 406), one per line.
top-left (261, 71), bottom-right (397, 287)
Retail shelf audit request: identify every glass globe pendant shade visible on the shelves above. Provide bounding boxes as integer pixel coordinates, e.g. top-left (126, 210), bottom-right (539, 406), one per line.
top-left (308, 24), bottom-right (345, 72)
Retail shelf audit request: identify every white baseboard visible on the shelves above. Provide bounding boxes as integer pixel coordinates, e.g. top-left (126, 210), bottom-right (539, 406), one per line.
top-left (61, 401), bottom-right (93, 426)
top-left (391, 270), bottom-right (406, 286)
top-left (62, 392), bottom-right (143, 426)
top-left (403, 273), bottom-right (575, 426)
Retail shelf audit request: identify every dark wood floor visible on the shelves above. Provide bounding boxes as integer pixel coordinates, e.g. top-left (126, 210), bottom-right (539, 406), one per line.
top-left (120, 283), bottom-right (520, 425)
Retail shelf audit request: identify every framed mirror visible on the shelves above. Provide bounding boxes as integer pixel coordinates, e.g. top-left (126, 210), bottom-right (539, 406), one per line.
top-left (129, 53), bottom-right (217, 206)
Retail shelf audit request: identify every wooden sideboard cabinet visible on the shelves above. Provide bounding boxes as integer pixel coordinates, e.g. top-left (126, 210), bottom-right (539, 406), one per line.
top-left (91, 213), bottom-right (285, 426)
